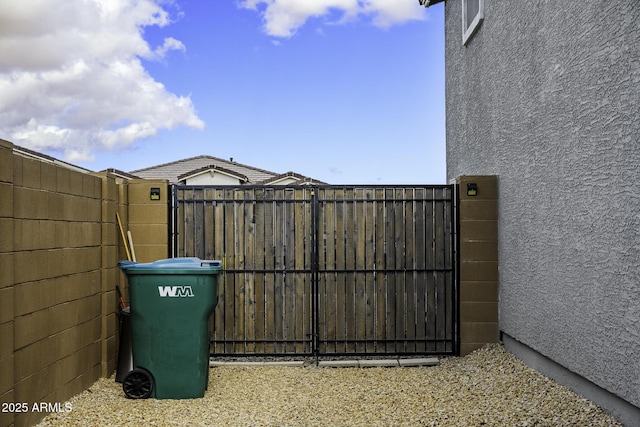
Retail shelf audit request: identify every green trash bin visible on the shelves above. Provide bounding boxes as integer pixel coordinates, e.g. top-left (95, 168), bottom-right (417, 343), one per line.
top-left (118, 257), bottom-right (223, 399)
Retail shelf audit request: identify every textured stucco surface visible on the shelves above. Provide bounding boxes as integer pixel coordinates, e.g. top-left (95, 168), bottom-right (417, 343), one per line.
top-left (444, 1), bottom-right (640, 408)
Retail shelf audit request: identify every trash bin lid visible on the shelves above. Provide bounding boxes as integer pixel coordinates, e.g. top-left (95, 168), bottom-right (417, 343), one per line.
top-left (118, 257), bottom-right (223, 274)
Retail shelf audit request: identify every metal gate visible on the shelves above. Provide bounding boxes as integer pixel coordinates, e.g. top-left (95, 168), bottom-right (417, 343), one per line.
top-left (171, 185), bottom-right (458, 356)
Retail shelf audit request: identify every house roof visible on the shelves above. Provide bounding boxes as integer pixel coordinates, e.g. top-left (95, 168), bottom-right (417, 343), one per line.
top-left (130, 155), bottom-right (278, 184)
top-left (418, 0), bottom-right (444, 7)
top-left (6, 142), bottom-right (325, 185)
top-left (177, 164), bottom-right (249, 183)
top-left (256, 171), bottom-right (328, 186)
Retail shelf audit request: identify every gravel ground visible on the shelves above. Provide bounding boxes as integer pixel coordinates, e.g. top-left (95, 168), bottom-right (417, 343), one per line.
top-left (37, 344), bottom-right (621, 426)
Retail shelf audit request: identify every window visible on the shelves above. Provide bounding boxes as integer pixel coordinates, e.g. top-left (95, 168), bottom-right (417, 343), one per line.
top-left (462, 0), bottom-right (484, 45)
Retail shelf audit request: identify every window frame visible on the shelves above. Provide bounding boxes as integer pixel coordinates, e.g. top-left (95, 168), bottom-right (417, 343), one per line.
top-left (462, 0), bottom-right (484, 45)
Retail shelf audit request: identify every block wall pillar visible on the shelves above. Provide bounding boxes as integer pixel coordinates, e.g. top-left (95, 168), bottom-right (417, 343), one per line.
top-left (126, 179), bottom-right (169, 263)
top-left (457, 175), bottom-right (499, 355)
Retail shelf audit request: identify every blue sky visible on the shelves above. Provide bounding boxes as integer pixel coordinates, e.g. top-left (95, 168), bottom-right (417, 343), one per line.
top-left (0, 1), bottom-right (445, 184)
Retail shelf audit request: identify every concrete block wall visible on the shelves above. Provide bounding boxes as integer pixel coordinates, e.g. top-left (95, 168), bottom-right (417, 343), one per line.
top-left (114, 179), bottom-right (169, 305)
top-left (98, 174), bottom-right (120, 381)
top-left (0, 140), bottom-right (16, 427)
top-left (458, 175), bottom-right (499, 355)
top-left (0, 140), bottom-right (102, 427)
top-left (126, 180), bottom-right (169, 263)
top-left (0, 140), bottom-right (169, 427)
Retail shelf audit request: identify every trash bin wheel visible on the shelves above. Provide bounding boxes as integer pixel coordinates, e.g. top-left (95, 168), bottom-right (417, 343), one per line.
top-left (123, 368), bottom-right (154, 399)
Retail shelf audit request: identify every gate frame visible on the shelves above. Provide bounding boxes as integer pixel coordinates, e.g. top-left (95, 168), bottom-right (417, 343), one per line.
top-left (170, 184), bottom-right (460, 357)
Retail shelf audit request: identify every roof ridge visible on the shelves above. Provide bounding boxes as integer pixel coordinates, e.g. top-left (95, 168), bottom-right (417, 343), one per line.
top-left (130, 155), bottom-right (212, 173)
top-left (177, 164), bottom-right (249, 182)
top-left (256, 170), bottom-right (328, 185)
top-left (130, 154), bottom-right (280, 176)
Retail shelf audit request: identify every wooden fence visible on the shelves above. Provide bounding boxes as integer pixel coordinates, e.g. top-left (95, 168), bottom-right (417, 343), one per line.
top-left (172, 185), bottom-right (457, 356)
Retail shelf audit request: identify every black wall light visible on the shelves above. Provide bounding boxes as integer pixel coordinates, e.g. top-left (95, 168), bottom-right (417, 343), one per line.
top-left (150, 187), bottom-right (161, 200)
top-left (467, 183), bottom-right (478, 196)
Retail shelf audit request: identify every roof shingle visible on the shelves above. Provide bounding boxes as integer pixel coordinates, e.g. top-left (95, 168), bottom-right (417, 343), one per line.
top-left (130, 155), bottom-right (278, 184)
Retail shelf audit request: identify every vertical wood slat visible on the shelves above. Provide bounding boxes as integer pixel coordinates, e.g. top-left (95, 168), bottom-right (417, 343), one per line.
top-left (294, 188), bottom-right (310, 353)
top-left (344, 188), bottom-right (356, 354)
top-left (405, 188), bottom-right (416, 353)
top-left (222, 188), bottom-right (236, 353)
top-left (374, 188), bottom-right (386, 353)
top-left (182, 188), bottom-right (194, 257)
top-left (204, 188), bottom-right (215, 259)
top-left (175, 188), bottom-right (184, 256)
top-left (364, 188), bottom-right (375, 353)
top-left (253, 189), bottom-right (265, 353)
top-left (384, 187), bottom-right (397, 353)
top-left (394, 188), bottom-right (405, 353)
top-left (272, 194), bottom-right (282, 353)
top-left (233, 189), bottom-right (245, 353)
top-left (283, 188), bottom-right (295, 353)
top-left (414, 187), bottom-right (427, 353)
top-left (273, 188), bottom-right (284, 353)
top-left (354, 188), bottom-right (366, 354)
top-left (244, 188), bottom-right (256, 353)
top-left (435, 188), bottom-right (446, 353)
top-left (334, 188), bottom-right (347, 353)
top-left (444, 186), bottom-right (454, 352)
top-left (173, 184), bottom-right (456, 356)
top-left (426, 188), bottom-right (437, 353)
top-left (319, 188), bottom-right (336, 354)
top-left (263, 188), bottom-right (276, 353)
top-left (194, 189), bottom-right (204, 258)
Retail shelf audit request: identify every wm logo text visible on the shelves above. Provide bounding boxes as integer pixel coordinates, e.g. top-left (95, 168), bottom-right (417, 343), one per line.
top-left (158, 286), bottom-right (195, 297)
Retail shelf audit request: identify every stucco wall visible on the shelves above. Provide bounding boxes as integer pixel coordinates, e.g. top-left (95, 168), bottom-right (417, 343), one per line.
top-left (443, 1), bottom-right (639, 409)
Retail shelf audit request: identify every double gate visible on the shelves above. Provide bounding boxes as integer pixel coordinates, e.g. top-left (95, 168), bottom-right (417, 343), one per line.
top-left (171, 185), bottom-right (458, 357)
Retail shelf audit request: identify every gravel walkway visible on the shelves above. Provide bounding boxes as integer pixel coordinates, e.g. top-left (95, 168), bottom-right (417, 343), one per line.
top-left (37, 344), bottom-right (621, 426)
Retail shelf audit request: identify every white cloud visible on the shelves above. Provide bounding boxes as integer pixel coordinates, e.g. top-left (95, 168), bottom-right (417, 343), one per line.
top-left (239, 0), bottom-right (426, 38)
top-left (153, 37), bottom-right (186, 59)
top-left (0, 0), bottom-right (203, 163)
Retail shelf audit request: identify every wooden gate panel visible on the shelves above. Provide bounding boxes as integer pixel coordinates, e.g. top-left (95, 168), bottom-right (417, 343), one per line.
top-left (172, 185), bottom-right (456, 356)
